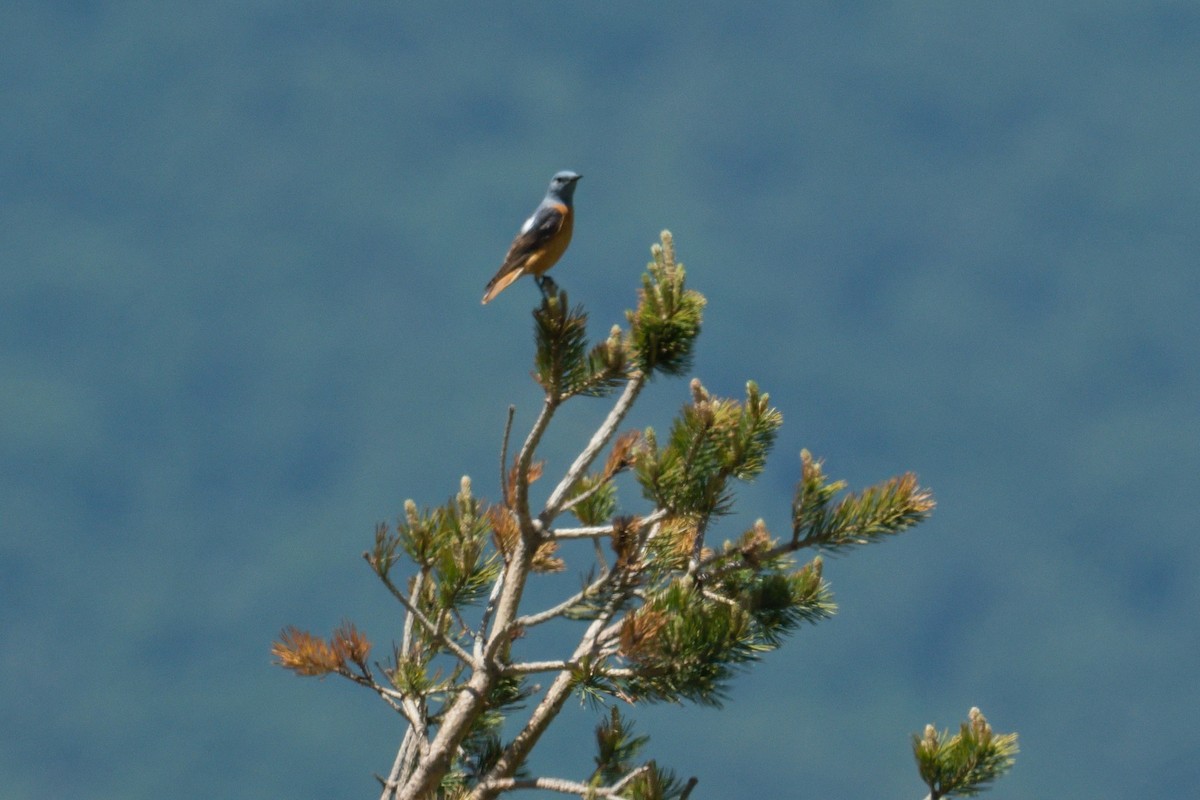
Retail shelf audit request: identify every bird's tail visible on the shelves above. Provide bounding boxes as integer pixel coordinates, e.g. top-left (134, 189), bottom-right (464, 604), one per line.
top-left (481, 266), bottom-right (525, 305)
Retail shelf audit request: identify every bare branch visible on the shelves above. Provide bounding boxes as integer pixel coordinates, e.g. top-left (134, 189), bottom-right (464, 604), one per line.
top-left (549, 524), bottom-right (614, 539)
top-left (542, 373), bottom-right (646, 521)
top-left (515, 572), bottom-right (610, 628)
top-left (503, 659), bottom-right (577, 675)
top-left (397, 397), bottom-right (557, 800)
top-left (499, 404), bottom-right (516, 505)
top-left (550, 509), bottom-right (667, 541)
top-left (474, 569), bottom-right (505, 662)
top-left (401, 570), bottom-right (425, 657)
top-left (609, 764), bottom-right (653, 793)
top-left (378, 728), bottom-right (422, 800)
top-left (520, 510), bottom-right (666, 628)
top-left (558, 473), bottom-right (612, 515)
top-left (397, 668), bottom-right (492, 799)
top-left (597, 666), bottom-right (635, 678)
top-left (472, 591), bottom-right (629, 800)
top-left (476, 775), bottom-right (629, 799)
top-left (516, 395), bottom-right (557, 533)
top-left (341, 670), bottom-right (427, 734)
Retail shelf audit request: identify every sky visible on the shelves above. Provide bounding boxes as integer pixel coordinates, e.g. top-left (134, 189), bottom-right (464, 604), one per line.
top-left (3, 3), bottom-right (1198, 798)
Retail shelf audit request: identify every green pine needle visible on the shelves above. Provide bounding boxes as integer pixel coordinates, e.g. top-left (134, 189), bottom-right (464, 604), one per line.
top-left (792, 450), bottom-right (934, 552)
top-left (627, 231), bottom-right (706, 377)
top-left (913, 708), bottom-right (1019, 799)
top-left (635, 381), bottom-right (782, 518)
top-left (592, 707), bottom-right (650, 786)
top-left (568, 473), bottom-right (618, 527)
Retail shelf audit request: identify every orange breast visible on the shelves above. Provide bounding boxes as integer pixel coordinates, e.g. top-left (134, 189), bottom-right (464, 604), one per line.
top-left (524, 204), bottom-right (573, 276)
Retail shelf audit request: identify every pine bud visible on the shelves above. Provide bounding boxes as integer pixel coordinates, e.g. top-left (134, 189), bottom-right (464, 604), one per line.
top-left (660, 230), bottom-right (676, 268)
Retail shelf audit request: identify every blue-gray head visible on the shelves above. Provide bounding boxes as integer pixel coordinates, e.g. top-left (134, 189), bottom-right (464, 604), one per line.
top-left (545, 170), bottom-right (582, 204)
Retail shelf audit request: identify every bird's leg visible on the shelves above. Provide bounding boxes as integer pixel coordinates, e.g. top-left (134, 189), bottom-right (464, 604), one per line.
top-left (537, 275), bottom-right (558, 297)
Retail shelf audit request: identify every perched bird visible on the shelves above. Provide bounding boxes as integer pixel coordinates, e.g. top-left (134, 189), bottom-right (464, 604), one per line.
top-left (482, 171), bottom-right (582, 304)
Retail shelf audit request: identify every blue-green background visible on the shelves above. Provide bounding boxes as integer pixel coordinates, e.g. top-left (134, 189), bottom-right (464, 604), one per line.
top-left (4, 3), bottom-right (1197, 798)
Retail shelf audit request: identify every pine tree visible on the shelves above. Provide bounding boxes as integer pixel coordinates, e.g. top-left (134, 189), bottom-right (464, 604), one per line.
top-left (273, 232), bottom-right (1017, 799)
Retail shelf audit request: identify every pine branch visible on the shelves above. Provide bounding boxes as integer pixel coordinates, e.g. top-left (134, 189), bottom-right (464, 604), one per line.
top-left (635, 380), bottom-right (781, 521)
top-left (627, 231), bottom-right (705, 377)
top-left (792, 450), bottom-right (935, 552)
top-left (913, 708), bottom-right (1018, 799)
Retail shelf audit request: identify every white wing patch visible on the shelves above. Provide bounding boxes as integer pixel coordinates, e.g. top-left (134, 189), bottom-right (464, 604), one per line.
top-left (520, 213), bottom-right (536, 234)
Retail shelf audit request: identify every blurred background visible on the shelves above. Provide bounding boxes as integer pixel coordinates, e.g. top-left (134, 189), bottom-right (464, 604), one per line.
top-left (3, 3), bottom-right (1197, 798)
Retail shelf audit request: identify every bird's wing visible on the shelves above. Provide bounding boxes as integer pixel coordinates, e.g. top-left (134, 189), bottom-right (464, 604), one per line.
top-left (482, 203), bottom-right (568, 303)
top-left (500, 203), bottom-right (568, 270)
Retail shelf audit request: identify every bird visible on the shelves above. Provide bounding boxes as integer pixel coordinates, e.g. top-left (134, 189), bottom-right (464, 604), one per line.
top-left (482, 171), bottom-right (582, 304)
